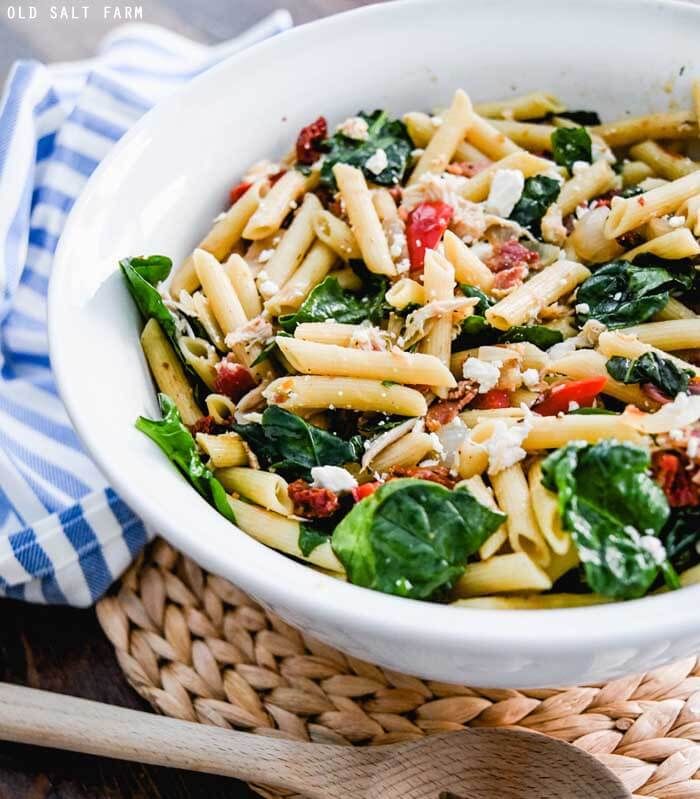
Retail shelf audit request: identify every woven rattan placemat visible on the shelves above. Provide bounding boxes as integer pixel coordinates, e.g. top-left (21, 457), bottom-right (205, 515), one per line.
top-left (96, 540), bottom-right (700, 799)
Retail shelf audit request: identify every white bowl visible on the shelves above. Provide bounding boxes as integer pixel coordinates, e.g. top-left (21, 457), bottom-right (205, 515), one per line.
top-left (50, 0), bottom-right (700, 688)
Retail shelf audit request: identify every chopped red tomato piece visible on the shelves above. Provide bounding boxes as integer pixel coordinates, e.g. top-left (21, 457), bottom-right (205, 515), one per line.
top-left (228, 181), bottom-right (252, 206)
top-left (213, 360), bottom-right (256, 401)
top-left (190, 415), bottom-right (218, 436)
top-left (387, 465), bottom-right (458, 488)
top-left (352, 482), bottom-right (380, 502)
top-left (296, 116), bottom-right (327, 165)
top-left (406, 201), bottom-right (453, 271)
top-left (472, 389), bottom-right (511, 410)
top-left (652, 451), bottom-right (699, 508)
top-left (532, 377), bottom-right (607, 416)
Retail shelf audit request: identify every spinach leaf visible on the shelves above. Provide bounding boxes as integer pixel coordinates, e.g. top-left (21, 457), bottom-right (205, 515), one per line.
top-left (661, 506), bottom-right (700, 574)
top-left (606, 352), bottom-right (693, 398)
top-left (501, 325), bottom-right (563, 349)
top-left (233, 406), bottom-right (363, 480)
top-left (331, 478), bottom-right (505, 599)
top-left (460, 284), bottom-right (494, 314)
top-left (509, 175), bottom-right (561, 233)
top-left (575, 261), bottom-right (682, 329)
top-left (551, 110), bottom-right (601, 126)
top-left (298, 524), bottom-right (330, 557)
top-left (136, 394), bottom-right (235, 522)
top-left (320, 110), bottom-right (413, 188)
top-left (551, 126), bottom-right (592, 171)
top-left (455, 315), bottom-right (499, 348)
top-left (120, 255), bottom-right (176, 338)
top-left (357, 413), bottom-right (406, 438)
top-left (541, 440), bottom-right (675, 599)
top-left (250, 331), bottom-right (292, 367)
top-left (279, 275), bottom-right (387, 333)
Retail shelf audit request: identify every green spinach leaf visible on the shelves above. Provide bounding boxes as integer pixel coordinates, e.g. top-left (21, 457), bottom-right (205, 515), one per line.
top-left (320, 110), bottom-right (413, 188)
top-left (120, 255), bottom-right (175, 338)
top-left (509, 175), bottom-right (561, 233)
top-left (550, 110), bottom-right (601, 126)
top-left (298, 524), bottom-right (330, 557)
top-left (501, 325), bottom-right (563, 349)
top-left (460, 284), bottom-right (494, 314)
top-left (541, 440), bottom-right (675, 599)
top-left (575, 261), bottom-right (683, 329)
top-left (279, 275), bottom-right (388, 333)
top-left (551, 126), bottom-right (592, 171)
top-left (661, 506), bottom-right (700, 574)
top-left (606, 352), bottom-right (693, 398)
top-left (233, 406), bottom-right (363, 480)
top-left (331, 478), bottom-right (505, 599)
top-left (136, 394), bottom-right (235, 522)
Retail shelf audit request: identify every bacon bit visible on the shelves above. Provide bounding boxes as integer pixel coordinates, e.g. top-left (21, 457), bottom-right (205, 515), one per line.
top-left (214, 359), bottom-right (256, 401)
top-left (387, 465), bottom-right (458, 488)
top-left (617, 230), bottom-right (645, 248)
top-left (486, 238), bottom-right (539, 273)
top-left (389, 186), bottom-right (403, 203)
top-left (352, 482), bottom-right (380, 502)
top-left (638, 197), bottom-right (646, 206)
top-left (288, 479), bottom-right (339, 518)
top-left (425, 380), bottom-right (478, 431)
top-left (445, 161), bottom-right (490, 178)
top-left (295, 116), bottom-right (327, 165)
top-left (652, 451), bottom-right (699, 507)
top-left (229, 181), bottom-right (252, 206)
top-left (190, 415), bottom-right (218, 436)
top-left (641, 382), bottom-right (673, 405)
top-left (472, 389), bottom-right (511, 410)
top-left (492, 264), bottom-right (529, 291)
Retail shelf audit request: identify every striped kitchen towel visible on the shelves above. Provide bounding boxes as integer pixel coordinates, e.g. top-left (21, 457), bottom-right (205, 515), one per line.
top-left (0, 11), bottom-right (293, 606)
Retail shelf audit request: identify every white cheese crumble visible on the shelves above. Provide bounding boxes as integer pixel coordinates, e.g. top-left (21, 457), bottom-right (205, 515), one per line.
top-left (484, 169), bottom-right (525, 218)
top-left (365, 149), bottom-right (388, 175)
top-left (688, 436), bottom-right (699, 459)
top-left (522, 368), bottom-right (540, 389)
top-left (668, 215), bottom-right (686, 228)
top-left (259, 280), bottom-right (279, 296)
top-left (571, 160), bottom-right (590, 176)
top-left (310, 465), bottom-right (358, 493)
top-left (336, 116), bottom-right (369, 140)
top-left (463, 357), bottom-right (502, 393)
top-left (258, 248), bottom-right (275, 264)
top-left (389, 231), bottom-right (406, 259)
top-left (483, 414), bottom-right (534, 475)
top-left (575, 302), bottom-right (590, 315)
top-left (396, 258), bottom-right (410, 274)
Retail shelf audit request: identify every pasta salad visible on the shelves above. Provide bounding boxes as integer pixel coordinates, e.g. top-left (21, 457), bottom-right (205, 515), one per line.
top-left (122, 88), bottom-right (700, 609)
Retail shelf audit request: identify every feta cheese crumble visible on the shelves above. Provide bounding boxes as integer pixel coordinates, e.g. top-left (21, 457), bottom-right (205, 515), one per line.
top-left (463, 357), bottom-right (502, 393)
top-left (483, 414), bottom-right (534, 474)
top-left (258, 248), bottom-right (275, 264)
top-left (310, 465), bottom-right (358, 493)
top-left (522, 368), bottom-right (540, 389)
top-left (668, 215), bottom-right (686, 228)
top-left (571, 161), bottom-right (590, 176)
top-left (336, 116), bottom-right (369, 140)
top-left (365, 149), bottom-right (389, 175)
top-left (575, 302), bottom-right (590, 315)
top-left (484, 169), bottom-right (525, 218)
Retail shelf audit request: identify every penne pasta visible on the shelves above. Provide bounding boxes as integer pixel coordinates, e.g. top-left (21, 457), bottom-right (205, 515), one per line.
top-left (264, 241), bottom-right (337, 315)
top-left (275, 336), bottom-right (457, 388)
top-left (197, 433), bottom-right (248, 468)
top-left (264, 375), bottom-right (428, 416)
top-left (485, 260), bottom-right (591, 330)
top-left (333, 163), bottom-right (396, 276)
top-left (453, 553), bottom-right (552, 598)
top-left (442, 230), bottom-right (495, 290)
top-left (409, 89), bottom-right (474, 184)
top-left (474, 91), bottom-right (565, 121)
top-left (217, 467), bottom-right (293, 516)
top-left (243, 169), bottom-right (310, 240)
top-left (593, 109), bottom-right (698, 148)
top-left (140, 319), bottom-right (201, 426)
top-left (618, 319), bottom-right (700, 351)
top-left (312, 209), bottom-right (361, 260)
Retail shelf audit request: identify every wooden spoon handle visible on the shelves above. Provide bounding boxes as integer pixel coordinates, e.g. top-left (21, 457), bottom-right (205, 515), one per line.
top-left (0, 682), bottom-right (370, 798)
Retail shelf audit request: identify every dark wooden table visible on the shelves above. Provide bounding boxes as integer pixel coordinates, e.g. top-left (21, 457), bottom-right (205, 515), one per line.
top-left (0, 2), bottom-right (383, 797)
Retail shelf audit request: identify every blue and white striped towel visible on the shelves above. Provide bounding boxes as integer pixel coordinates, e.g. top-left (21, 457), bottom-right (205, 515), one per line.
top-left (0, 11), bottom-right (293, 607)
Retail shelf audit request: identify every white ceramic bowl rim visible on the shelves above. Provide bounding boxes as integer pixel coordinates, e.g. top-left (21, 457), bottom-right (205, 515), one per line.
top-left (50, 0), bottom-right (700, 658)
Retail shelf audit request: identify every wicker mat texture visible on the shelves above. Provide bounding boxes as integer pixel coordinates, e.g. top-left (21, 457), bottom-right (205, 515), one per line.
top-left (96, 540), bottom-right (700, 799)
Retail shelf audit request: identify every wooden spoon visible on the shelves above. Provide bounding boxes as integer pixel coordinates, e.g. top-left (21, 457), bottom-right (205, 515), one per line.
top-left (0, 682), bottom-right (630, 798)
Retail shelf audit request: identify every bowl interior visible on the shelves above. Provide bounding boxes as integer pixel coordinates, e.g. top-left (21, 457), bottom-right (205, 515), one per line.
top-left (50, 0), bottom-right (700, 679)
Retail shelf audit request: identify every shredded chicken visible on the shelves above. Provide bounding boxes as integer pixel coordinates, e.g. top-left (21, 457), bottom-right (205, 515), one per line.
top-left (225, 315), bottom-right (274, 354)
top-left (402, 297), bottom-right (478, 349)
